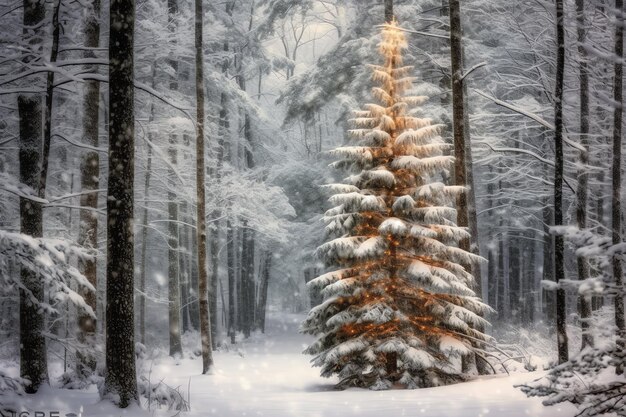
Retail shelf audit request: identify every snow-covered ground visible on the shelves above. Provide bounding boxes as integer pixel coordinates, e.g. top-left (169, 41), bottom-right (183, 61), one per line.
top-left (9, 313), bottom-right (578, 417)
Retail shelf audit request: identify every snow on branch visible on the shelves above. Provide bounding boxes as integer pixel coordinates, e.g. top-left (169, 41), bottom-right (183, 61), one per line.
top-left (0, 231), bottom-right (96, 317)
top-left (474, 89), bottom-right (586, 152)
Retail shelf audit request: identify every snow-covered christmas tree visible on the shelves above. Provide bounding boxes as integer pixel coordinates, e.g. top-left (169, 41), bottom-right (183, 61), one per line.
top-left (301, 21), bottom-right (492, 390)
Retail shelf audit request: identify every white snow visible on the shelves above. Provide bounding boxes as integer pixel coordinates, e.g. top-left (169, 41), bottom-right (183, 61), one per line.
top-left (6, 313), bottom-right (577, 417)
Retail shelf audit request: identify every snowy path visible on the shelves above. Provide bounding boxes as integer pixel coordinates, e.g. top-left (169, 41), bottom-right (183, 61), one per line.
top-left (15, 313), bottom-right (577, 417)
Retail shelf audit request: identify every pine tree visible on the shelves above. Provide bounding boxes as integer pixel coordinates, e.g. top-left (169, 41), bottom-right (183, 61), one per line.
top-left (301, 21), bottom-right (491, 390)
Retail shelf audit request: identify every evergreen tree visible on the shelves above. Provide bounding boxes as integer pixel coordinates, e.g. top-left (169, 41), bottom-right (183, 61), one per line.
top-left (301, 21), bottom-right (491, 390)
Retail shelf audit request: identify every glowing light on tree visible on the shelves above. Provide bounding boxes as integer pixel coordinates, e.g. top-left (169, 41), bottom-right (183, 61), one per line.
top-left (302, 21), bottom-right (492, 390)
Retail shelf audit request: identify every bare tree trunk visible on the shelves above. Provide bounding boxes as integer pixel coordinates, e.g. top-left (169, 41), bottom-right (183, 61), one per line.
top-left (235, 51), bottom-right (257, 336)
top-left (138, 143), bottom-right (151, 346)
top-left (525, 232), bottom-right (537, 324)
top-left (227, 221), bottom-right (236, 343)
top-left (613, 0), bottom-right (625, 375)
top-left (194, 0), bottom-right (213, 373)
top-left (104, 0), bottom-right (138, 405)
top-left (486, 167), bottom-right (497, 310)
top-left (138, 65), bottom-right (156, 346)
top-left (576, 0), bottom-right (593, 350)
top-left (554, 0), bottom-right (569, 365)
top-left (236, 227), bottom-right (243, 332)
top-left (384, 0), bottom-right (393, 22)
top-left (206, 40), bottom-right (231, 350)
top-left (241, 224), bottom-right (251, 338)
top-left (180, 202), bottom-right (191, 333)
top-left (448, 0), bottom-right (471, 264)
top-left (257, 251), bottom-right (271, 333)
top-left (18, 99), bottom-right (48, 392)
top-left (168, 167), bottom-right (182, 356)
top-left (449, 0), bottom-right (487, 375)
top-left (39, 0), bottom-right (60, 199)
top-left (189, 207), bottom-right (200, 330)
top-left (18, 0), bottom-right (48, 394)
top-left (247, 229), bottom-right (256, 329)
top-left (77, 0), bottom-right (101, 374)
top-left (208, 221), bottom-right (219, 349)
top-left (167, 0), bottom-right (182, 358)
top-left (509, 235), bottom-right (520, 323)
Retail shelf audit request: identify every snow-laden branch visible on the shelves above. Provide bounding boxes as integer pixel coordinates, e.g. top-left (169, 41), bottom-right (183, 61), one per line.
top-left (43, 203), bottom-right (105, 214)
top-left (0, 73), bottom-right (195, 128)
top-left (476, 141), bottom-right (576, 194)
top-left (0, 173), bottom-right (48, 203)
top-left (0, 59), bottom-right (108, 87)
top-left (138, 125), bottom-right (190, 193)
top-left (52, 133), bottom-right (107, 153)
top-left (478, 141), bottom-right (554, 166)
top-left (460, 62), bottom-right (487, 81)
top-left (48, 189), bottom-right (106, 203)
top-left (0, 184), bottom-right (48, 203)
top-left (0, 231), bottom-right (96, 317)
top-left (374, 24), bottom-right (449, 39)
top-left (474, 89), bottom-right (586, 152)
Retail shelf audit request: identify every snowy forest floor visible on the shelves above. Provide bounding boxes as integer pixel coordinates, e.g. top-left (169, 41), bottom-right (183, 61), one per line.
top-left (5, 313), bottom-right (578, 417)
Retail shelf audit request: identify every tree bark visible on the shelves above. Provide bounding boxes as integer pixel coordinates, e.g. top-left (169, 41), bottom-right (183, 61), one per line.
top-left (384, 0), bottom-right (393, 22)
top-left (449, 0), bottom-right (488, 375)
top-left (542, 198), bottom-right (556, 323)
top-left (241, 224), bottom-right (251, 338)
top-left (257, 252), bottom-right (271, 333)
top-left (180, 203), bottom-right (189, 333)
top-left (576, 0), bottom-right (593, 350)
top-left (208, 218), bottom-right (219, 349)
top-left (247, 229), bottom-right (256, 329)
top-left (18, 97), bottom-right (48, 393)
top-left (18, 0), bottom-right (48, 394)
top-left (39, 0), bottom-right (60, 199)
top-left (179, 201), bottom-right (192, 333)
top-left (613, 0), bottom-right (625, 374)
top-left (554, 0), bottom-right (569, 365)
top-left (194, 0), bottom-right (213, 373)
top-left (77, 0), bottom-right (101, 374)
top-left (167, 0), bottom-right (182, 358)
top-left (448, 0), bottom-right (471, 265)
top-left (138, 65), bottom-right (156, 346)
top-left (105, 0), bottom-right (138, 405)
top-left (168, 170), bottom-right (182, 356)
top-left (189, 206), bottom-right (200, 330)
top-left (236, 227), bottom-right (243, 331)
top-left (227, 221), bottom-right (236, 343)
top-left (486, 166), bottom-right (497, 310)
